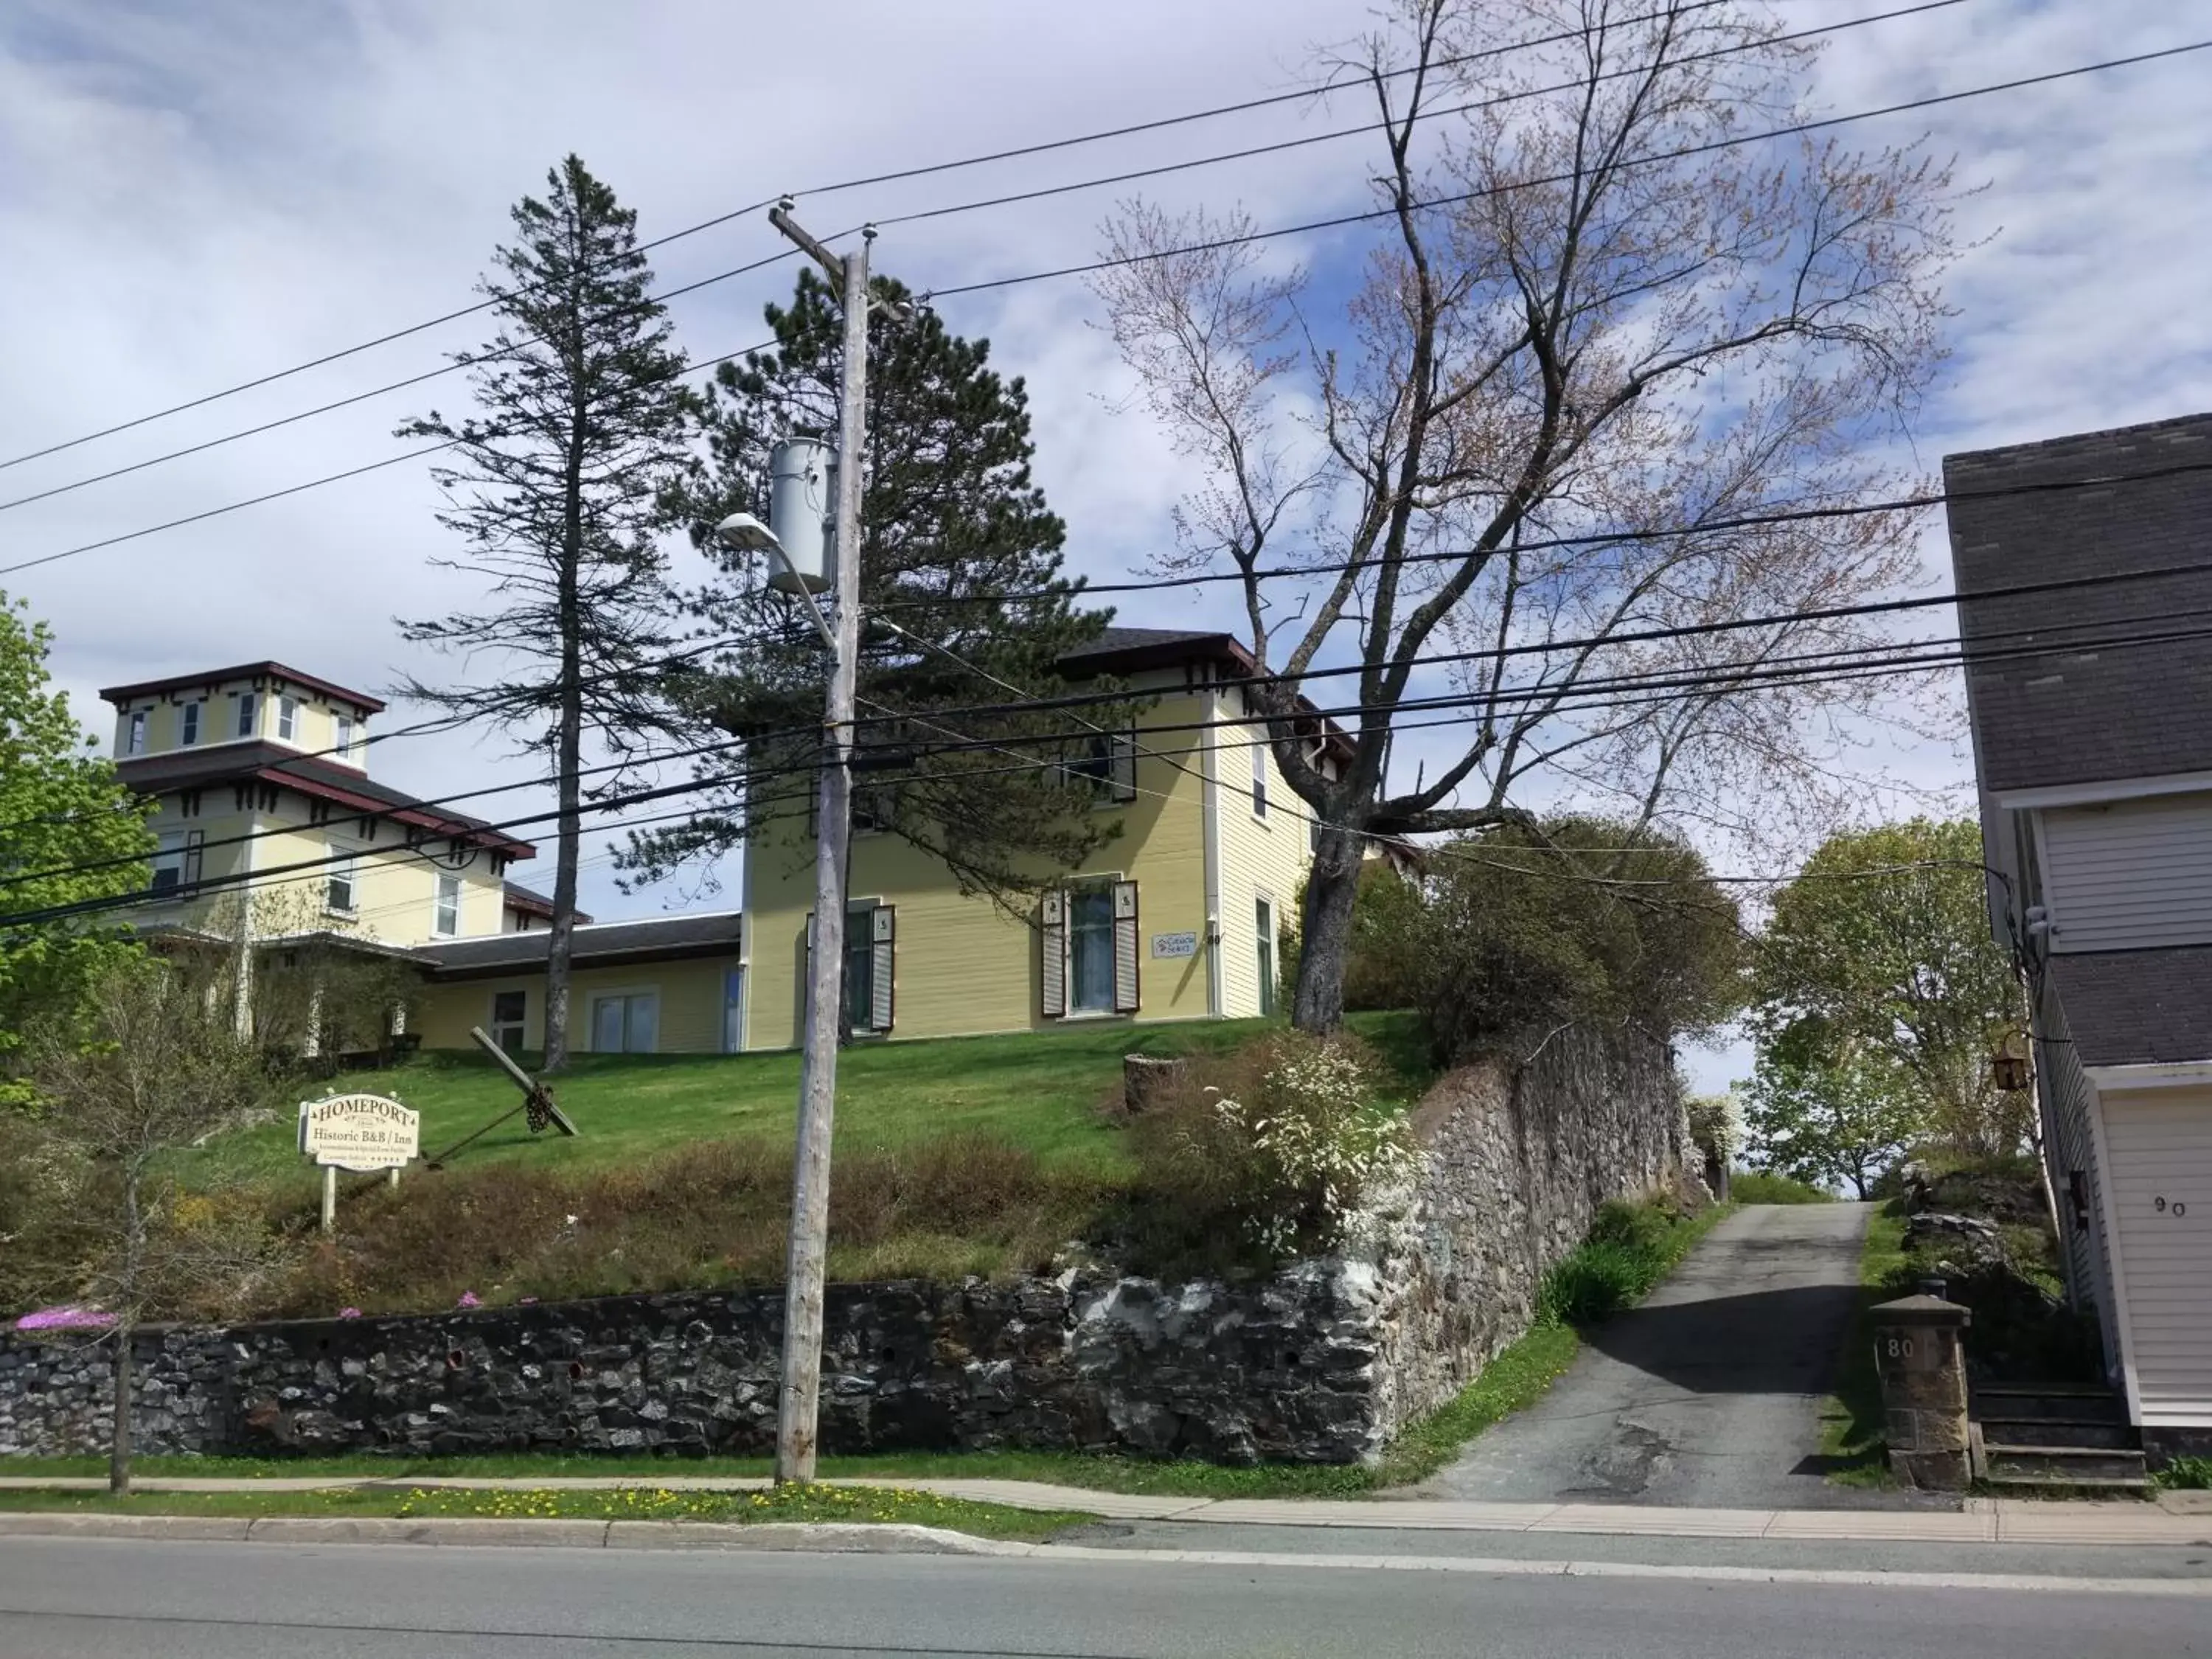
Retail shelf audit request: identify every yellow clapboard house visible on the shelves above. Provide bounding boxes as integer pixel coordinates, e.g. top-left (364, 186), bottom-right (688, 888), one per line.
top-left (100, 661), bottom-right (742, 1057)
top-left (102, 632), bottom-right (1334, 1057)
top-left (737, 628), bottom-right (1334, 1049)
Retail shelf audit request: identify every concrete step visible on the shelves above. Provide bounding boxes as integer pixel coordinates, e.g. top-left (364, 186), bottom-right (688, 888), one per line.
top-left (1977, 1416), bottom-right (2138, 1450)
top-left (1972, 1384), bottom-right (2129, 1424)
top-left (1983, 1443), bottom-right (2149, 1486)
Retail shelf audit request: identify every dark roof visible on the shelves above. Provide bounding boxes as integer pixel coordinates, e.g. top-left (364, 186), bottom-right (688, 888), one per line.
top-left (1944, 412), bottom-right (2212, 794)
top-left (99, 661), bottom-right (386, 714)
top-left (2048, 947), bottom-right (2212, 1067)
top-left (420, 913), bottom-right (740, 979)
top-left (114, 741), bottom-right (535, 858)
top-left (502, 880), bottom-right (580, 920)
top-left (1054, 627), bottom-right (1352, 759)
top-left (1054, 627), bottom-right (1251, 677)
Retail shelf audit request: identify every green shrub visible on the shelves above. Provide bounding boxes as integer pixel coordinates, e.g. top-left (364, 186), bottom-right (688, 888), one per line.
top-left (1535, 1195), bottom-right (1718, 1326)
top-left (1119, 1029), bottom-right (1413, 1275)
top-left (1587, 1196), bottom-right (1679, 1254)
top-left (1416, 818), bottom-right (1744, 1065)
top-left (1539, 1241), bottom-right (1649, 1324)
top-left (2155, 1455), bottom-right (2212, 1491)
top-left (1730, 1170), bottom-right (1834, 1204)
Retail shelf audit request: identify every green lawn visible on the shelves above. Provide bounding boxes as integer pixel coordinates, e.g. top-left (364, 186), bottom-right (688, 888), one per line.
top-left (1817, 1201), bottom-right (1909, 1486)
top-left (198, 1010), bottom-right (1431, 1194)
top-left (0, 1481), bottom-right (1090, 1541)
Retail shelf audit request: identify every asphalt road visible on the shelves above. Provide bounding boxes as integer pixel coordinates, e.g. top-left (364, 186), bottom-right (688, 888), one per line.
top-left (4, 1537), bottom-right (2209, 1658)
top-left (1422, 1201), bottom-right (1889, 1509)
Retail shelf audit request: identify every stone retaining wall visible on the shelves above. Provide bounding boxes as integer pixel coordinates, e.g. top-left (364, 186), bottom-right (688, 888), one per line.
top-left (1, 1029), bottom-right (1692, 1465)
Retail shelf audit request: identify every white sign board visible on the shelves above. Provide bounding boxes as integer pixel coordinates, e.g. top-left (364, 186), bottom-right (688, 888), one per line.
top-left (1150, 931), bottom-right (1199, 959)
top-left (299, 1093), bottom-right (420, 1172)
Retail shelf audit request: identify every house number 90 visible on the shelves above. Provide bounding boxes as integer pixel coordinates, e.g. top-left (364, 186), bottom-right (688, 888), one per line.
top-left (2153, 1197), bottom-right (2188, 1217)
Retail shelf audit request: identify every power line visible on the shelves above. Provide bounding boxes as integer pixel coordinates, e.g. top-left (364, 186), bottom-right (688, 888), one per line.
top-left (0, 331), bottom-right (776, 580)
top-left (9, 37), bottom-right (2191, 588)
top-left (0, 251), bottom-right (810, 520)
top-left (20, 587), bottom-right (2212, 900)
top-left (0, 3), bottom-right (1962, 523)
top-left (884, 457), bottom-right (2212, 611)
top-left (0, 0), bottom-right (1742, 481)
top-left (923, 37), bottom-right (2212, 302)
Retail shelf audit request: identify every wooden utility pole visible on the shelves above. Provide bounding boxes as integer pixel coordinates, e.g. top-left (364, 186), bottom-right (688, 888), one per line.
top-left (765, 202), bottom-right (875, 1484)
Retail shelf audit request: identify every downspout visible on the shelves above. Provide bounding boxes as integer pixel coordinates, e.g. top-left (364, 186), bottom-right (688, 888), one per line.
top-left (1200, 681), bottom-right (1225, 1019)
top-left (230, 808), bottom-right (257, 1040)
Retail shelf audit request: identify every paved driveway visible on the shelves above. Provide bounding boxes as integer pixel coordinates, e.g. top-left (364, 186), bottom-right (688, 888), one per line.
top-left (1416, 1202), bottom-right (1912, 1509)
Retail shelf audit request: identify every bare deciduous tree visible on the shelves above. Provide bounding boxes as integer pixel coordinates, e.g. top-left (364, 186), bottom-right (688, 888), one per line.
top-left (1093, 0), bottom-right (1958, 1030)
top-left (24, 961), bottom-right (291, 1493)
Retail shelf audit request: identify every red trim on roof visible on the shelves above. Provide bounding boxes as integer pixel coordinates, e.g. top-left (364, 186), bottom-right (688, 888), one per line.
top-left (99, 661), bottom-right (387, 714)
top-left (251, 766), bottom-right (535, 858)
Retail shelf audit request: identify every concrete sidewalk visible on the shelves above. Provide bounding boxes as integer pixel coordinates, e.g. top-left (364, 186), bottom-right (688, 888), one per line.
top-left (2, 1472), bottom-right (2206, 1545)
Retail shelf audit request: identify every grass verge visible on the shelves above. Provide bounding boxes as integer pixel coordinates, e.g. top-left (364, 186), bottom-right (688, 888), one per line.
top-left (1815, 1200), bottom-right (1908, 1488)
top-left (0, 1481), bottom-right (1088, 1542)
top-left (1728, 1171), bottom-right (1834, 1205)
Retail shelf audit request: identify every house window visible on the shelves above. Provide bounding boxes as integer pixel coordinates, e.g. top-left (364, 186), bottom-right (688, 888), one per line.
top-left (1068, 882), bottom-right (1117, 1013)
top-left (125, 709), bottom-right (147, 755)
top-left (326, 855), bottom-right (358, 915)
top-left (1062, 729), bottom-right (1137, 804)
top-left (591, 992), bottom-right (658, 1054)
top-left (334, 714), bottom-right (355, 761)
top-left (1256, 895), bottom-right (1278, 1018)
top-left (434, 872), bottom-right (462, 937)
top-left (842, 916), bottom-right (874, 1032)
top-left (1250, 732), bottom-right (1268, 820)
top-left (277, 695), bottom-right (299, 742)
top-left (490, 990), bottom-right (527, 1056)
top-left (149, 830), bottom-right (203, 897)
top-left (234, 692), bottom-right (260, 739)
top-left (179, 700), bottom-right (202, 746)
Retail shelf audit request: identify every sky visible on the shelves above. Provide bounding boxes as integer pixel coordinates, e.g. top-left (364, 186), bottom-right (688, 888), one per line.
top-left (3, 0), bottom-right (2209, 1091)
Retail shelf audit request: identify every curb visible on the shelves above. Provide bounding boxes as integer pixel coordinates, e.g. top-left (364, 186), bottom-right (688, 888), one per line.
top-left (0, 1512), bottom-right (1020, 1554)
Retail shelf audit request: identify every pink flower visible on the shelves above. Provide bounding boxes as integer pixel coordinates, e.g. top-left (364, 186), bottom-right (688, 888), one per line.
top-left (15, 1305), bottom-right (115, 1332)
top-left (456, 1291), bottom-right (482, 1310)
top-left (337, 1307), bottom-right (362, 1321)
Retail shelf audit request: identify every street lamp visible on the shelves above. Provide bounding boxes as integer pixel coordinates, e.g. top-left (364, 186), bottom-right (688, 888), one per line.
top-left (715, 511), bottom-right (835, 653)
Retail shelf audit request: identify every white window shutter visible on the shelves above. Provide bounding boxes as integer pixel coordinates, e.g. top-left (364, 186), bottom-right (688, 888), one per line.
top-left (1040, 889), bottom-right (1067, 1018)
top-left (870, 905), bottom-right (895, 1033)
top-left (1112, 880), bottom-right (1141, 1014)
top-left (1110, 729), bottom-right (1138, 801)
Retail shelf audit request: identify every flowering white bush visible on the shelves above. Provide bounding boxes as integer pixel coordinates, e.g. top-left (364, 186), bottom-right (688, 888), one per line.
top-left (1203, 1036), bottom-right (1416, 1254)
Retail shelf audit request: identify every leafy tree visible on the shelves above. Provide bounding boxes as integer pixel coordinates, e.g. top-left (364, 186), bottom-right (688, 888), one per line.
top-left (0, 595), bottom-right (152, 1094)
top-left (23, 959), bottom-right (291, 1492)
top-left (1739, 1027), bottom-right (1916, 1200)
top-left (627, 270), bottom-right (1132, 908)
top-left (1412, 818), bottom-right (1745, 1065)
top-left (1092, 0), bottom-right (1958, 1031)
top-left (397, 155), bottom-right (695, 1071)
top-left (1747, 818), bottom-right (2029, 1172)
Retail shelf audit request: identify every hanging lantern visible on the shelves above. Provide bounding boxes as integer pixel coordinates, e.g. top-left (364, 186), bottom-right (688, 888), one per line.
top-left (1991, 1048), bottom-right (2031, 1092)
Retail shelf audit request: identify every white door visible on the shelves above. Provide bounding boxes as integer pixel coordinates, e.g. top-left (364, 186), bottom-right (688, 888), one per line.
top-left (2101, 1088), bottom-right (2212, 1427)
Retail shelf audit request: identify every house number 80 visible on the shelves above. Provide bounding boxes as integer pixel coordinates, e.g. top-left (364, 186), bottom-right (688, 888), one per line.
top-left (1885, 1336), bottom-right (1914, 1360)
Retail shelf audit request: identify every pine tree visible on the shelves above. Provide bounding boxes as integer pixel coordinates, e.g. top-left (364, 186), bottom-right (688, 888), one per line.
top-left (397, 156), bottom-right (695, 1071)
top-left (626, 270), bottom-right (1129, 908)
